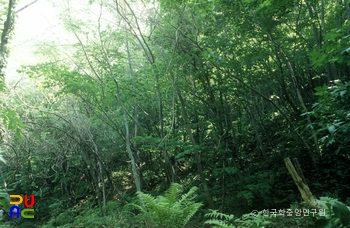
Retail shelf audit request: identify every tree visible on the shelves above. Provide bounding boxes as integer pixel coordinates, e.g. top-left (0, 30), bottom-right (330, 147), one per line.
top-left (0, 0), bottom-right (16, 90)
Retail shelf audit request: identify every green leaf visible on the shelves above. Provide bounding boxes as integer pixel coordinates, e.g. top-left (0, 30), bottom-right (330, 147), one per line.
top-left (332, 201), bottom-right (350, 226)
top-left (0, 109), bottom-right (24, 139)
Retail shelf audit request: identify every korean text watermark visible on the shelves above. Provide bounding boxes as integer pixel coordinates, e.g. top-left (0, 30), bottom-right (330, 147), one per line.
top-left (251, 208), bottom-right (326, 217)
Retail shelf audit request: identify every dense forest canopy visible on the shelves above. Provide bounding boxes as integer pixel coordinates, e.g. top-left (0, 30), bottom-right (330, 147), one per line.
top-left (0, 0), bottom-right (349, 227)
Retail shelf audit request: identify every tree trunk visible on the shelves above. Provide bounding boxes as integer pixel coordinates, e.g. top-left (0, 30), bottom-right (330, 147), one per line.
top-left (345, 0), bottom-right (350, 34)
top-left (244, 95), bottom-right (267, 159)
top-left (266, 32), bottom-right (320, 164)
top-left (174, 81), bottom-right (216, 209)
top-left (284, 158), bottom-right (325, 209)
top-left (305, 1), bottom-right (321, 49)
top-left (279, 46), bottom-right (320, 164)
top-left (0, 0), bottom-right (17, 90)
top-left (91, 139), bottom-right (106, 212)
top-left (155, 70), bottom-right (174, 186)
top-left (114, 79), bottom-right (142, 192)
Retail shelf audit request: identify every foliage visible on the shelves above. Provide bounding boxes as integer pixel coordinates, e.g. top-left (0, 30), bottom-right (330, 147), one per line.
top-left (129, 183), bottom-right (202, 228)
top-left (309, 81), bottom-right (350, 155)
top-left (205, 210), bottom-right (271, 228)
top-left (205, 210), bottom-right (236, 228)
top-left (311, 23), bottom-right (350, 70)
top-left (42, 201), bottom-right (139, 228)
top-left (0, 0), bottom-right (17, 90)
top-left (0, 0), bottom-right (349, 227)
top-left (0, 191), bottom-right (10, 213)
top-left (313, 197), bottom-right (350, 228)
top-left (0, 108), bottom-right (24, 139)
top-left (205, 201), bottom-right (348, 228)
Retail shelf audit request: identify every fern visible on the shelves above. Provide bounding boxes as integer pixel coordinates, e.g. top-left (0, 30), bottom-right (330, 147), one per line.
top-left (235, 212), bottom-right (271, 227)
top-left (205, 220), bottom-right (235, 228)
top-left (205, 210), bottom-right (235, 228)
top-left (130, 183), bottom-right (202, 228)
top-left (205, 210), bottom-right (272, 228)
top-left (0, 191), bottom-right (10, 213)
top-left (164, 183), bottom-right (181, 204)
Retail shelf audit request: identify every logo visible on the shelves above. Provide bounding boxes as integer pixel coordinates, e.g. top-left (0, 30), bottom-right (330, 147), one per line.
top-left (9, 195), bottom-right (35, 219)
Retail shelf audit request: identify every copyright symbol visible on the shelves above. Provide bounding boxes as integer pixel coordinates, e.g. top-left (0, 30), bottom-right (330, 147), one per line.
top-left (251, 210), bottom-right (258, 217)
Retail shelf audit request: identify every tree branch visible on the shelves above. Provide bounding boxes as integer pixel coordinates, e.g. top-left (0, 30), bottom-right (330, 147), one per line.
top-left (16, 0), bottom-right (39, 13)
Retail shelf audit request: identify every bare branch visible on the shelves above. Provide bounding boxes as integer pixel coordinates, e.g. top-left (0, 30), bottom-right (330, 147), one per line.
top-left (16, 0), bottom-right (39, 13)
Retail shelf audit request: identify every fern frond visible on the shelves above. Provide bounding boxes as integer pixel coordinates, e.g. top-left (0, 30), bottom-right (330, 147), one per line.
top-left (204, 219), bottom-right (235, 228)
top-left (130, 183), bottom-right (202, 228)
top-left (164, 183), bottom-right (182, 204)
top-left (179, 186), bottom-right (198, 204)
top-left (205, 210), bottom-right (235, 221)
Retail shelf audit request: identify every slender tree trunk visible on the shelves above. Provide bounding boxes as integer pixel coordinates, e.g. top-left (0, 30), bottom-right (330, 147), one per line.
top-left (264, 31), bottom-right (320, 164)
top-left (320, 0), bottom-right (338, 81)
top-left (244, 96), bottom-right (267, 160)
top-left (115, 0), bottom-right (175, 187)
top-left (91, 139), bottom-right (106, 212)
top-left (305, 0), bottom-right (321, 49)
top-left (124, 30), bottom-right (144, 190)
top-left (124, 108), bottom-right (142, 192)
top-left (305, 0), bottom-right (336, 81)
top-left (174, 80), bottom-right (216, 209)
top-left (278, 46), bottom-right (320, 163)
top-left (214, 63), bottom-right (315, 166)
top-left (155, 70), bottom-right (174, 186)
top-left (0, 0), bottom-right (17, 89)
top-left (114, 79), bottom-right (142, 192)
top-left (272, 44), bottom-right (298, 112)
top-left (320, 0), bottom-right (327, 39)
top-left (346, 0), bottom-right (350, 34)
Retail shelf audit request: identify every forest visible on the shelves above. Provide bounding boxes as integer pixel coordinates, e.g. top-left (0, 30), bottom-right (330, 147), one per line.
top-left (0, 0), bottom-right (350, 227)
